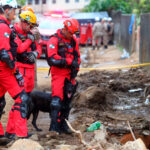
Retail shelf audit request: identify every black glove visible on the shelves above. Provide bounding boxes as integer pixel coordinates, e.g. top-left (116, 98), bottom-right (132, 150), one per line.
top-left (30, 43), bottom-right (36, 51)
top-left (14, 69), bottom-right (24, 87)
top-left (27, 34), bottom-right (35, 42)
top-left (0, 49), bottom-right (15, 69)
top-left (48, 57), bottom-right (67, 68)
top-left (27, 51), bottom-right (38, 64)
top-left (18, 34), bottom-right (26, 41)
top-left (71, 60), bottom-right (79, 68)
top-left (70, 68), bottom-right (79, 79)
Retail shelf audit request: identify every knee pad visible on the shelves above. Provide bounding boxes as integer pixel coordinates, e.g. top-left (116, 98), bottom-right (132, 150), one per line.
top-left (20, 92), bottom-right (31, 119)
top-left (50, 96), bottom-right (61, 111)
top-left (20, 92), bottom-right (31, 104)
top-left (14, 92), bottom-right (31, 119)
top-left (0, 96), bottom-right (6, 118)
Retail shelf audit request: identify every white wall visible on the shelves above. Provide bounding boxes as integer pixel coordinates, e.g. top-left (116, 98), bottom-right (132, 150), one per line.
top-left (26, 0), bottom-right (90, 13)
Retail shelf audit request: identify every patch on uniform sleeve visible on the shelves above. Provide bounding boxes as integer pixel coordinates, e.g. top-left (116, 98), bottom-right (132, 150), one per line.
top-left (67, 22), bottom-right (71, 26)
top-left (49, 44), bottom-right (55, 49)
top-left (4, 32), bottom-right (10, 38)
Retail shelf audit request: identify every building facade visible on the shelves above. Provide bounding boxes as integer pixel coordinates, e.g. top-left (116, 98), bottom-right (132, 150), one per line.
top-left (26, 0), bottom-right (90, 13)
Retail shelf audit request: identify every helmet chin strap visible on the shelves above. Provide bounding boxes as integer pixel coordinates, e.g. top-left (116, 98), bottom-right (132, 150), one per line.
top-left (0, 6), bottom-right (13, 21)
top-left (20, 21), bottom-right (24, 31)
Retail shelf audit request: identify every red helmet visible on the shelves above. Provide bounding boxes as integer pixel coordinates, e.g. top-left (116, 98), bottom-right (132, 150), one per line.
top-left (21, 6), bottom-right (34, 13)
top-left (63, 18), bottom-right (79, 34)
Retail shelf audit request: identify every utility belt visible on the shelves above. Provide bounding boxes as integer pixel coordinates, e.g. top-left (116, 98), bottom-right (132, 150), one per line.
top-left (17, 59), bottom-right (34, 65)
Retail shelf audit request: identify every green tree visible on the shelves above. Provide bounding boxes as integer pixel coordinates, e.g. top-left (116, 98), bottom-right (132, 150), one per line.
top-left (83, 0), bottom-right (150, 15)
top-left (16, 0), bottom-right (25, 6)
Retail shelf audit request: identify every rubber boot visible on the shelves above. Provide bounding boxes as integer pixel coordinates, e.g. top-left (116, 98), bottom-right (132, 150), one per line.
top-left (5, 132), bottom-right (33, 139)
top-left (5, 132), bottom-right (16, 140)
top-left (50, 119), bottom-right (61, 134)
top-left (18, 132), bottom-right (33, 139)
top-left (49, 96), bottom-right (61, 134)
top-left (60, 107), bottom-right (72, 134)
top-left (0, 135), bottom-right (12, 145)
top-left (49, 107), bottom-right (61, 133)
top-left (61, 119), bottom-right (72, 134)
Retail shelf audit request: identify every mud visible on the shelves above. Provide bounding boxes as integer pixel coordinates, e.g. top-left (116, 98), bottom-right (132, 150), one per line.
top-left (1, 67), bottom-right (150, 149)
top-left (1, 46), bottom-right (150, 149)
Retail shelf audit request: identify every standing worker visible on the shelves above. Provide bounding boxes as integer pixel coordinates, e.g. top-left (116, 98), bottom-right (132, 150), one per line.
top-left (14, 10), bottom-right (41, 94)
top-left (0, 0), bottom-right (31, 143)
top-left (85, 21), bottom-right (92, 47)
top-left (5, 9), bottom-right (41, 140)
top-left (102, 18), bottom-right (109, 49)
top-left (92, 17), bottom-right (103, 50)
top-left (108, 17), bottom-right (114, 45)
top-left (47, 18), bottom-right (81, 134)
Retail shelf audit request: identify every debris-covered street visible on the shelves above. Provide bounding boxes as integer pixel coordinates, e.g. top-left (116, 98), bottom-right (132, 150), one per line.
top-left (1, 46), bottom-right (150, 150)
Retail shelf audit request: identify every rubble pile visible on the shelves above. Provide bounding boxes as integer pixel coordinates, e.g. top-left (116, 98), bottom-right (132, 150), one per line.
top-left (1, 68), bottom-right (150, 150)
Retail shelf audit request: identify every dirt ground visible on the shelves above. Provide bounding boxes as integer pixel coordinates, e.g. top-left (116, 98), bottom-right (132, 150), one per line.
top-left (2, 45), bottom-right (150, 150)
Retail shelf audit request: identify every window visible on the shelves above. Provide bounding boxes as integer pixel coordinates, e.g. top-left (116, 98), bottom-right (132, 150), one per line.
top-left (35, 0), bottom-right (39, 4)
top-left (75, 0), bottom-right (79, 2)
top-left (65, 0), bottom-right (69, 3)
top-left (52, 0), bottom-right (56, 3)
top-left (42, 0), bottom-right (46, 4)
top-left (28, 0), bottom-right (32, 4)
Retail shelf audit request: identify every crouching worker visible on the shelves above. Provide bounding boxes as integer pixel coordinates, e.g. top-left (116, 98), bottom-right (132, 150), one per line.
top-left (0, 0), bottom-right (31, 144)
top-left (47, 18), bottom-right (81, 134)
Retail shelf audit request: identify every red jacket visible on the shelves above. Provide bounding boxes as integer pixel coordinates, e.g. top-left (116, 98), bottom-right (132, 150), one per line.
top-left (14, 23), bottom-right (41, 68)
top-left (86, 24), bottom-right (92, 39)
top-left (0, 16), bottom-right (14, 69)
top-left (47, 29), bottom-right (81, 75)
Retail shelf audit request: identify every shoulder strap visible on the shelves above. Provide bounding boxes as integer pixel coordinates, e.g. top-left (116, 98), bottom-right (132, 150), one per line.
top-left (50, 33), bottom-right (61, 41)
top-left (0, 19), bottom-right (9, 26)
top-left (17, 33), bottom-right (26, 41)
top-left (50, 33), bottom-right (65, 47)
top-left (71, 37), bottom-right (76, 49)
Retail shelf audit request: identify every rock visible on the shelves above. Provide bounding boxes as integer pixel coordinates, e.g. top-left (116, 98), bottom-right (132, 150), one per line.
top-left (122, 138), bottom-right (147, 150)
top-left (46, 131), bottom-right (59, 139)
top-left (120, 132), bottom-right (150, 148)
top-left (54, 144), bottom-right (77, 150)
top-left (94, 129), bottom-right (107, 141)
top-left (8, 139), bottom-right (44, 150)
top-left (73, 86), bottom-right (106, 109)
top-left (106, 148), bottom-right (115, 150)
top-left (46, 139), bottom-right (59, 145)
top-left (30, 134), bottom-right (39, 141)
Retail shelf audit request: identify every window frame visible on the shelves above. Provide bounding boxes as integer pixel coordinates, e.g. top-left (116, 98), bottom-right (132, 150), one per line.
top-left (42, 0), bottom-right (46, 4)
top-left (28, 0), bottom-right (33, 5)
top-left (65, 0), bottom-right (70, 3)
top-left (52, 0), bottom-right (56, 4)
top-left (35, 0), bottom-right (40, 5)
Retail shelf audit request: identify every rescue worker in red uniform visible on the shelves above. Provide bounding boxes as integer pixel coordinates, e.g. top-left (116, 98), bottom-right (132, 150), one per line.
top-left (14, 10), bottom-right (41, 94)
top-left (5, 10), bottom-right (41, 140)
top-left (47, 18), bottom-right (81, 134)
top-left (0, 0), bottom-right (31, 143)
top-left (85, 21), bottom-right (92, 46)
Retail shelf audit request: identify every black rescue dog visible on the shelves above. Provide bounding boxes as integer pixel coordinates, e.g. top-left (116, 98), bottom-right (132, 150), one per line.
top-left (27, 78), bottom-right (78, 131)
